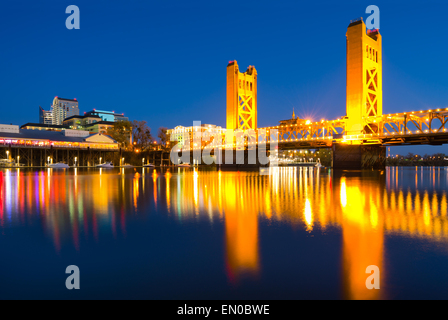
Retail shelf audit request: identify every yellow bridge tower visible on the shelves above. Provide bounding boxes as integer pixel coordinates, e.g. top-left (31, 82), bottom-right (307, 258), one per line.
top-left (226, 61), bottom-right (257, 130)
top-left (346, 18), bottom-right (382, 135)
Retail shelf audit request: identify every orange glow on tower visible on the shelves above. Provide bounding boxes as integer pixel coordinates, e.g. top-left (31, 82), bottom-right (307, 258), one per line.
top-left (346, 18), bottom-right (383, 135)
top-left (226, 61), bottom-right (257, 130)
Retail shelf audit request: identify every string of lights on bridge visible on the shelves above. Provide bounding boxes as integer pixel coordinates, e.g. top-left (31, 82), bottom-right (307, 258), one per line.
top-left (183, 107), bottom-right (448, 151)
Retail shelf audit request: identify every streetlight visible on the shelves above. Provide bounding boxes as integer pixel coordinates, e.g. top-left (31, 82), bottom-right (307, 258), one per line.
top-left (99, 157), bottom-right (102, 165)
top-left (75, 157), bottom-right (78, 167)
top-left (6, 150), bottom-right (9, 160)
top-left (17, 155), bottom-right (20, 167)
top-left (142, 158), bottom-right (145, 166)
top-left (47, 156), bottom-right (50, 165)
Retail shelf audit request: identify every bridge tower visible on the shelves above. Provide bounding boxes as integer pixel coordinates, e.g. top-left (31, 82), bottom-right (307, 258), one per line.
top-left (346, 18), bottom-right (382, 135)
top-left (226, 61), bottom-right (257, 130)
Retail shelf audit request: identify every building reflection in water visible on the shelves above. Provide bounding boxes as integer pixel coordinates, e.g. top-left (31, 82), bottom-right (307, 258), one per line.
top-left (0, 166), bottom-right (447, 298)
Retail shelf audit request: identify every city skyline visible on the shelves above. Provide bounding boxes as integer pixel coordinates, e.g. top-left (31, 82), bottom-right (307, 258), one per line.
top-left (1, 1), bottom-right (448, 302)
top-left (1, 1), bottom-right (447, 154)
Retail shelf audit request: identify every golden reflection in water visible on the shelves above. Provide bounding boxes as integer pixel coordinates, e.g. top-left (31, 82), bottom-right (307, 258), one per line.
top-left (304, 198), bottom-right (313, 231)
top-left (1, 167), bottom-right (448, 295)
top-left (166, 171), bottom-right (171, 213)
top-left (0, 169), bottom-right (156, 252)
top-left (339, 176), bottom-right (384, 300)
top-left (153, 169), bottom-right (158, 208)
top-left (223, 173), bottom-right (259, 283)
top-left (133, 172), bottom-right (140, 210)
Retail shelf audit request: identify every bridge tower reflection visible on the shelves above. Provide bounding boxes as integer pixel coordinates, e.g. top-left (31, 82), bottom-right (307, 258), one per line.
top-left (337, 173), bottom-right (384, 300)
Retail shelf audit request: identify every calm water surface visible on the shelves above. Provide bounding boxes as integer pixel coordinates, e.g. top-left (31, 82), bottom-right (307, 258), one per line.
top-left (0, 166), bottom-right (448, 299)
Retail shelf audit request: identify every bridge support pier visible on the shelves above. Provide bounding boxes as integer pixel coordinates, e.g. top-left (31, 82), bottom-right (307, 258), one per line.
top-left (332, 144), bottom-right (385, 170)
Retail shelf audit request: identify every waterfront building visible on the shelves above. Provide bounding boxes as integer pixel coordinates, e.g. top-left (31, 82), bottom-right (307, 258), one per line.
top-left (167, 124), bottom-right (225, 148)
top-left (52, 97), bottom-right (79, 125)
top-left (62, 115), bottom-right (116, 135)
top-left (0, 124), bottom-right (118, 151)
top-left (83, 121), bottom-right (115, 135)
top-left (63, 114), bottom-right (102, 129)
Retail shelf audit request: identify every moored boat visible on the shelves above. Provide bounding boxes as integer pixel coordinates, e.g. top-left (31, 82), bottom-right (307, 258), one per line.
top-left (96, 162), bottom-right (114, 168)
top-left (47, 162), bottom-right (69, 169)
top-left (176, 163), bottom-right (191, 167)
top-left (315, 158), bottom-right (324, 168)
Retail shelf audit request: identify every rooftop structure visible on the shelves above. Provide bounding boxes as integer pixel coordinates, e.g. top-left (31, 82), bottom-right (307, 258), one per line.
top-left (21, 123), bottom-right (69, 131)
top-left (63, 114), bottom-right (102, 129)
top-left (85, 110), bottom-right (128, 122)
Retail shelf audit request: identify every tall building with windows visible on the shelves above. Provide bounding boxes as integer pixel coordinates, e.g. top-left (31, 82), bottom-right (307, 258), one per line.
top-left (52, 97), bottom-right (79, 125)
top-left (39, 106), bottom-right (53, 125)
top-left (167, 124), bottom-right (225, 148)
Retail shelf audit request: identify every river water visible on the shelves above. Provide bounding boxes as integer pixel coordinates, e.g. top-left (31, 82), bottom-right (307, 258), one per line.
top-left (0, 166), bottom-right (447, 299)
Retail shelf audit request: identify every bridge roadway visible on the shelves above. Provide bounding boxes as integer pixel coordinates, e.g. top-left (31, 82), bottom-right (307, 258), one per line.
top-left (180, 108), bottom-right (448, 169)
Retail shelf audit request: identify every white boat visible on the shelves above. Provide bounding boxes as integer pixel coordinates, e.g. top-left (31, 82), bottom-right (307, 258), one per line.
top-left (47, 162), bottom-right (69, 169)
top-left (0, 159), bottom-right (16, 166)
top-left (121, 163), bottom-right (134, 168)
top-left (315, 158), bottom-right (324, 168)
top-left (143, 164), bottom-right (155, 167)
top-left (96, 162), bottom-right (114, 168)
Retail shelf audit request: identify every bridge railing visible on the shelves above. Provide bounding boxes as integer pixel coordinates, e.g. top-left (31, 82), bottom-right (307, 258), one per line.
top-left (363, 107), bottom-right (448, 137)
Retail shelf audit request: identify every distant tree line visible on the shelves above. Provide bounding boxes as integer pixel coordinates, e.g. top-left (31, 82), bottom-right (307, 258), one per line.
top-left (105, 120), bottom-right (170, 151)
top-left (387, 152), bottom-right (448, 166)
top-left (104, 120), bottom-right (171, 165)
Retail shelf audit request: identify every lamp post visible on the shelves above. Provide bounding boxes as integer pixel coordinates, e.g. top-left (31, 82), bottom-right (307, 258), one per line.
top-left (142, 158), bottom-right (145, 166)
top-left (17, 155), bottom-right (20, 167)
top-left (6, 150), bottom-right (9, 161)
top-left (74, 157), bottom-right (77, 167)
top-left (47, 156), bottom-right (50, 165)
top-left (99, 157), bottom-right (102, 166)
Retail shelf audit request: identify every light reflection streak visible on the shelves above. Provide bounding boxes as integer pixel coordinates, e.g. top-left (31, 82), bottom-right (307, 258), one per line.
top-left (0, 167), bottom-right (448, 296)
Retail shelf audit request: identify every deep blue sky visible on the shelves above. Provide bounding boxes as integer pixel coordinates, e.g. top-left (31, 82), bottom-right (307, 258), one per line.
top-left (1, 0), bottom-right (447, 154)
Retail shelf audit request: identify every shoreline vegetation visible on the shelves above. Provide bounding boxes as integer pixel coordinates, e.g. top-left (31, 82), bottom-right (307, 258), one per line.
top-left (386, 153), bottom-right (448, 166)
